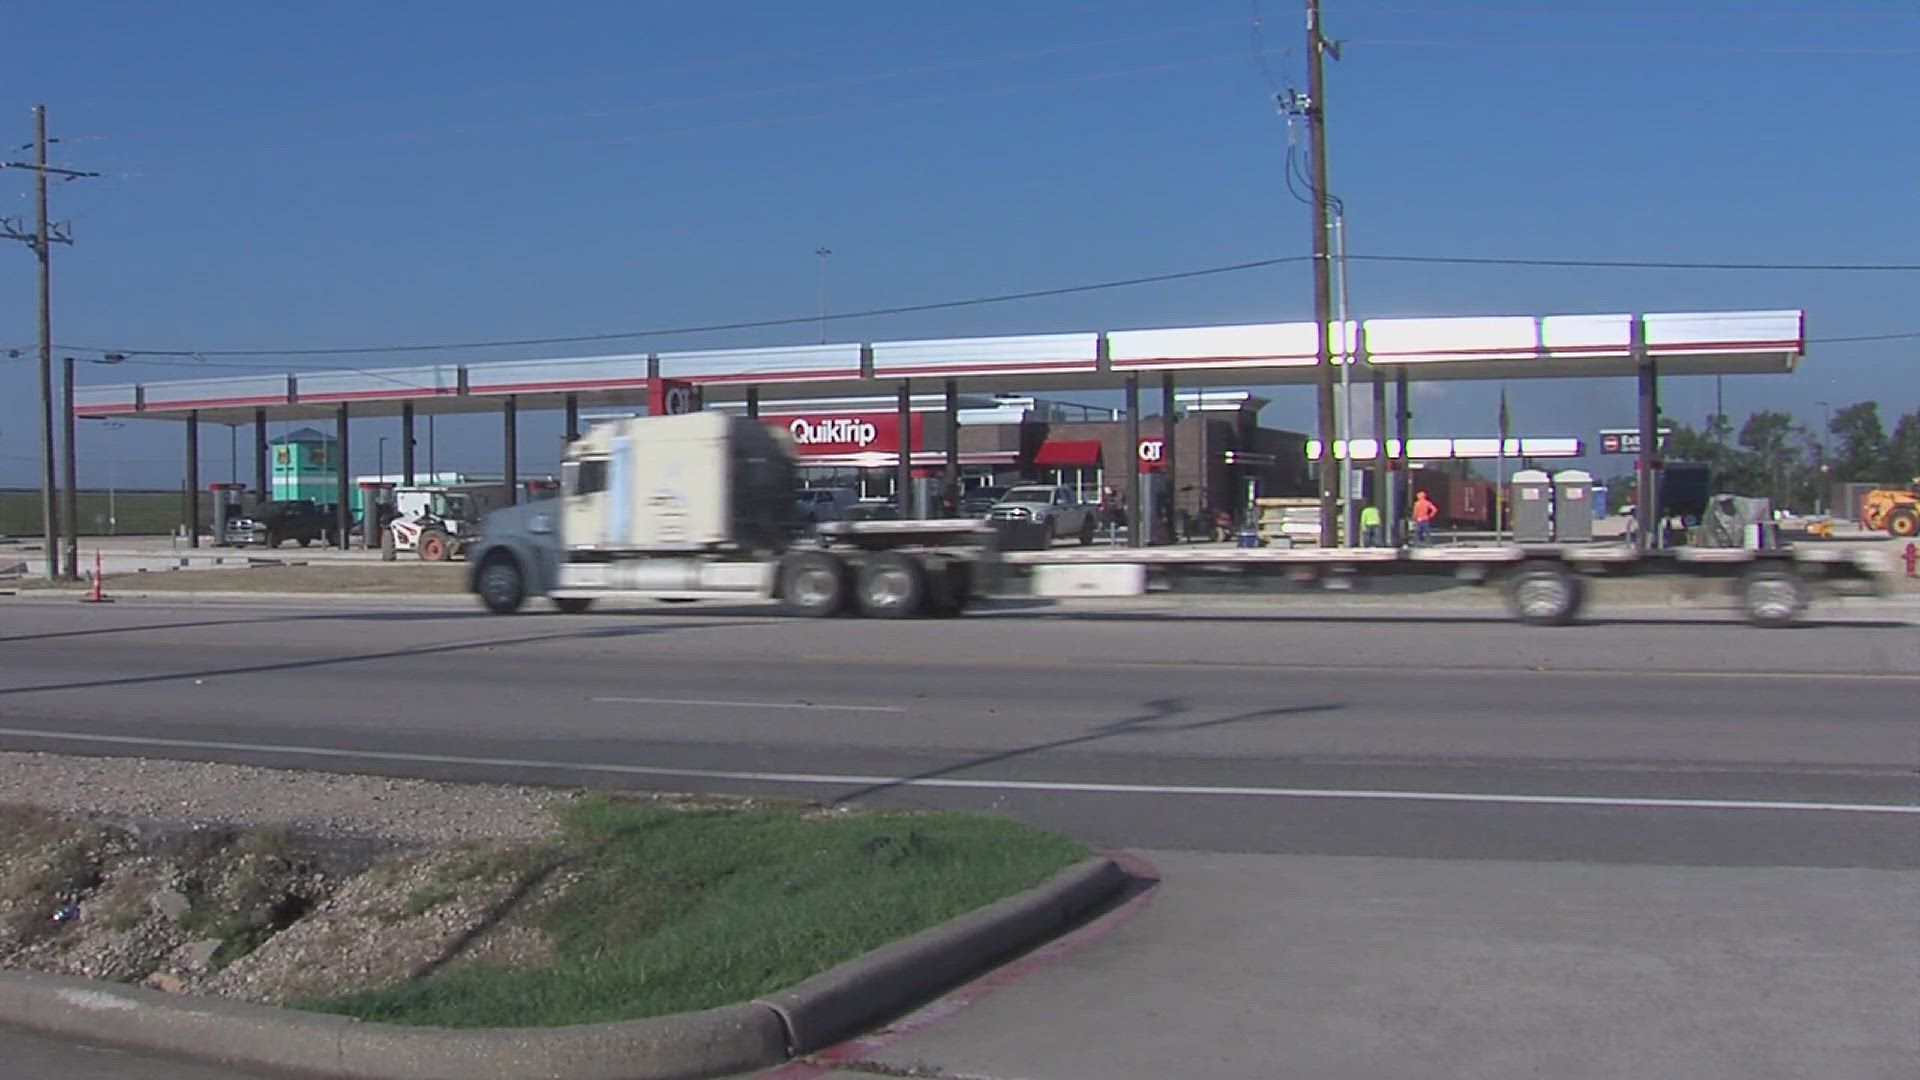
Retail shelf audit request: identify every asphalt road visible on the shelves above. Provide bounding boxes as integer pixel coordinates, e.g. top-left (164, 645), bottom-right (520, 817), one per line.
top-left (0, 593), bottom-right (1915, 1078)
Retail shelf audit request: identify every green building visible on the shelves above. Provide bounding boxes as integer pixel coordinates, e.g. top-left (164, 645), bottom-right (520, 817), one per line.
top-left (270, 428), bottom-right (338, 504)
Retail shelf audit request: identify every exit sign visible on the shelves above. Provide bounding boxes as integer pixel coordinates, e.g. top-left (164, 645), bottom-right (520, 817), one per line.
top-left (1598, 428), bottom-right (1672, 455)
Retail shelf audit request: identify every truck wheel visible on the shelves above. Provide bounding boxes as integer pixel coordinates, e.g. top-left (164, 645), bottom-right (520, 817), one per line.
top-left (1505, 561), bottom-right (1583, 626)
top-left (476, 555), bottom-right (526, 615)
top-left (1888, 507), bottom-right (1919, 538)
top-left (1079, 518), bottom-right (1095, 546)
top-left (552, 597), bottom-right (594, 615)
top-left (418, 529), bottom-right (451, 562)
top-left (296, 536), bottom-right (311, 548)
top-left (857, 552), bottom-right (929, 618)
top-left (779, 552), bottom-right (850, 617)
top-left (1740, 567), bottom-right (1806, 628)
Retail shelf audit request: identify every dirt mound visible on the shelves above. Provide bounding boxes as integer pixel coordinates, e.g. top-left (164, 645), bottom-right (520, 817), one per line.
top-left (0, 805), bottom-right (554, 1004)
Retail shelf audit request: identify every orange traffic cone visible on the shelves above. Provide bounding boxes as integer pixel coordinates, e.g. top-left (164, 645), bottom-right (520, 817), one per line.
top-left (80, 549), bottom-right (113, 604)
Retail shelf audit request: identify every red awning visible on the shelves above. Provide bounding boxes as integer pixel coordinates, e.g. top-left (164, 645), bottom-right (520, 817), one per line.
top-left (1032, 439), bottom-right (1104, 467)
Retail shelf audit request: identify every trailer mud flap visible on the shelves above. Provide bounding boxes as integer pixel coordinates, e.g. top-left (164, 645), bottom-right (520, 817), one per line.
top-left (1032, 563), bottom-right (1147, 597)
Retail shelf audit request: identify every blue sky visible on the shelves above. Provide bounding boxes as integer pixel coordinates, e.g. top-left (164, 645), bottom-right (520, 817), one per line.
top-left (3, 0), bottom-right (1916, 488)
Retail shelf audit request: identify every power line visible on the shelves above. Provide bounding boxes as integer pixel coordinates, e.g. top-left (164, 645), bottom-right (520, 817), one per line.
top-left (41, 251), bottom-right (1920, 367)
top-left (1338, 2), bottom-right (1920, 20)
top-left (1345, 38), bottom-right (1920, 56)
top-left (1349, 254), bottom-right (1920, 272)
top-left (61, 256), bottom-right (1312, 359)
top-left (1808, 330), bottom-right (1920, 345)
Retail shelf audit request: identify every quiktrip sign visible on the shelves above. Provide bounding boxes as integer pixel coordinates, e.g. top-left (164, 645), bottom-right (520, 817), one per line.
top-left (764, 413), bottom-right (921, 455)
top-left (1137, 438), bottom-right (1166, 472)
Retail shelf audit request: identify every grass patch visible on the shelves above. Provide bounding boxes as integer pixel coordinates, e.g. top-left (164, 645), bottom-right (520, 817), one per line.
top-left (299, 799), bottom-right (1087, 1028)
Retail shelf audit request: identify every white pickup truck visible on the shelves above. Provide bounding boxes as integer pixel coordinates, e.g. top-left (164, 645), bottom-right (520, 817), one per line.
top-left (987, 485), bottom-right (1097, 545)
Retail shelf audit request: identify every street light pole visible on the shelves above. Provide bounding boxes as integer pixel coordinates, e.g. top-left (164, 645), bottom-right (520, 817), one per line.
top-left (60, 352), bottom-right (125, 579)
top-left (100, 421), bottom-right (122, 535)
top-left (815, 247), bottom-right (832, 344)
top-left (1332, 204), bottom-right (1354, 547)
top-left (61, 356), bottom-right (77, 578)
top-left (1816, 400), bottom-right (1831, 516)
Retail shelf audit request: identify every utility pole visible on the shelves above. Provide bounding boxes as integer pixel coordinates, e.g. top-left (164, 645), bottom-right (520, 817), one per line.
top-left (1305, 0), bottom-right (1342, 547)
top-left (4, 106), bottom-right (98, 580)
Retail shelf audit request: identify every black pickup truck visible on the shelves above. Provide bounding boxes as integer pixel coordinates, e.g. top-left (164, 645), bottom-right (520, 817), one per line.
top-left (227, 500), bottom-right (334, 548)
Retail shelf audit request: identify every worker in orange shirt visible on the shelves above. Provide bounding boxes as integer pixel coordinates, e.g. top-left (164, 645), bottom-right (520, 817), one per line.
top-left (1412, 489), bottom-right (1438, 545)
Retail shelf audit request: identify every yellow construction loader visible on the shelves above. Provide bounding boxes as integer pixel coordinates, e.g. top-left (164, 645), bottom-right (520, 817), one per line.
top-left (1859, 480), bottom-right (1920, 538)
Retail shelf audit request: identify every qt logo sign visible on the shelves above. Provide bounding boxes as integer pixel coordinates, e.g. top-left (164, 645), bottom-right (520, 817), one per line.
top-left (661, 386), bottom-right (696, 415)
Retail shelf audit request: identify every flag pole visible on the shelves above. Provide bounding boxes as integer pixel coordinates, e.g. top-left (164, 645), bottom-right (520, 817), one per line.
top-left (1496, 387), bottom-right (1509, 542)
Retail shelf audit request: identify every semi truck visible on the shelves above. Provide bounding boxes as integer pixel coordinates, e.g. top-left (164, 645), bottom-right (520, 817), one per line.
top-left (466, 411), bottom-right (995, 618)
top-left (467, 411), bottom-right (1889, 627)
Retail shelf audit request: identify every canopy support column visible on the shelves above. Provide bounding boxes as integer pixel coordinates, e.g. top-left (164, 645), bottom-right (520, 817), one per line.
top-left (253, 409), bottom-right (269, 503)
top-left (504, 395), bottom-right (519, 505)
top-left (895, 382), bottom-right (912, 519)
top-left (1125, 375), bottom-right (1142, 548)
top-left (185, 410), bottom-right (200, 548)
top-left (333, 404), bottom-right (350, 548)
top-left (401, 403), bottom-right (417, 485)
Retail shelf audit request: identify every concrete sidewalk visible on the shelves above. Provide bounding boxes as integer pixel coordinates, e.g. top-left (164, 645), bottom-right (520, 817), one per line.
top-left (787, 851), bottom-right (1918, 1080)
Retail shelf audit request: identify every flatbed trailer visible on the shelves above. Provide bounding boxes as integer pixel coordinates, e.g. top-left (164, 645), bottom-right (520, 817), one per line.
top-left (466, 412), bottom-right (1887, 628)
top-left (997, 542), bottom-right (1890, 628)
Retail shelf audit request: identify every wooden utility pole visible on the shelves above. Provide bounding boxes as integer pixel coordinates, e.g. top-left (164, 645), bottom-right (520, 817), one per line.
top-left (3, 107), bottom-right (95, 579)
top-left (1305, 0), bottom-right (1341, 546)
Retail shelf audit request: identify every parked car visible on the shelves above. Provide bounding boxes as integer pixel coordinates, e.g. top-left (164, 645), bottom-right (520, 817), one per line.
top-left (988, 484), bottom-right (1096, 544)
top-left (959, 485), bottom-right (1009, 518)
top-left (794, 486), bottom-right (860, 523)
top-left (842, 499), bottom-right (901, 522)
top-left (230, 499), bottom-right (333, 548)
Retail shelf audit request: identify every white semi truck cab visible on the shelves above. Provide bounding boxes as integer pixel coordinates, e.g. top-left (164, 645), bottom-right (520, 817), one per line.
top-left (467, 411), bottom-right (996, 617)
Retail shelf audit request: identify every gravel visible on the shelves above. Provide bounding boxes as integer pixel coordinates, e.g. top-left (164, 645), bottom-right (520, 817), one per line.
top-left (0, 751), bottom-right (568, 846)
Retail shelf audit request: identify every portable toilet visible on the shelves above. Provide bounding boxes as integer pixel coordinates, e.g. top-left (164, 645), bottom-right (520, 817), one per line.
top-left (1511, 469), bottom-right (1554, 542)
top-left (1552, 469), bottom-right (1594, 542)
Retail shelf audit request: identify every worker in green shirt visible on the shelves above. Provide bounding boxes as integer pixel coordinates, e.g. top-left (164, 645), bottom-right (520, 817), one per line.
top-left (1359, 503), bottom-right (1383, 547)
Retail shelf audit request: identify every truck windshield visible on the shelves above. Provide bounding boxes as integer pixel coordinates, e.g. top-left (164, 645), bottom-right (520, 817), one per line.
top-left (1001, 489), bottom-right (1052, 505)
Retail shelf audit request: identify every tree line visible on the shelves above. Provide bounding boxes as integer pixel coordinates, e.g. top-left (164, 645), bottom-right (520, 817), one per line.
top-left (1647, 401), bottom-right (1920, 511)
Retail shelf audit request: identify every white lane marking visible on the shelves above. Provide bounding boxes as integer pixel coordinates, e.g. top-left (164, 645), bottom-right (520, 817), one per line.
top-left (591, 696), bottom-right (906, 713)
top-left (0, 727), bottom-right (1913, 816)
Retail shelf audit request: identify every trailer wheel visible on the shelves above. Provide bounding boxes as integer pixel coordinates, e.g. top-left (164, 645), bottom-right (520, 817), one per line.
top-left (1888, 507), bottom-right (1919, 538)
top-left (1505, 561), bottom-right (1584, 626)
top-left (418, 529), bottom-right (451, 562)
top-left (1740, 567), bottom-right (1806, 628)
top-left (857, 552), bottom-right (929, 618)
top-left (779, 552), bottom-right (850, 617)
top-left (552, 597), bottom-right (594, 615)
top-left (475, 554), bottom-right (526, 615)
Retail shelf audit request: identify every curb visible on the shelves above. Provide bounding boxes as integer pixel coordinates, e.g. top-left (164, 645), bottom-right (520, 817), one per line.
top-left (0, 855), bottom-right (1128, 1080)
top-left (755, 854), bottom-right (1127, 1055)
